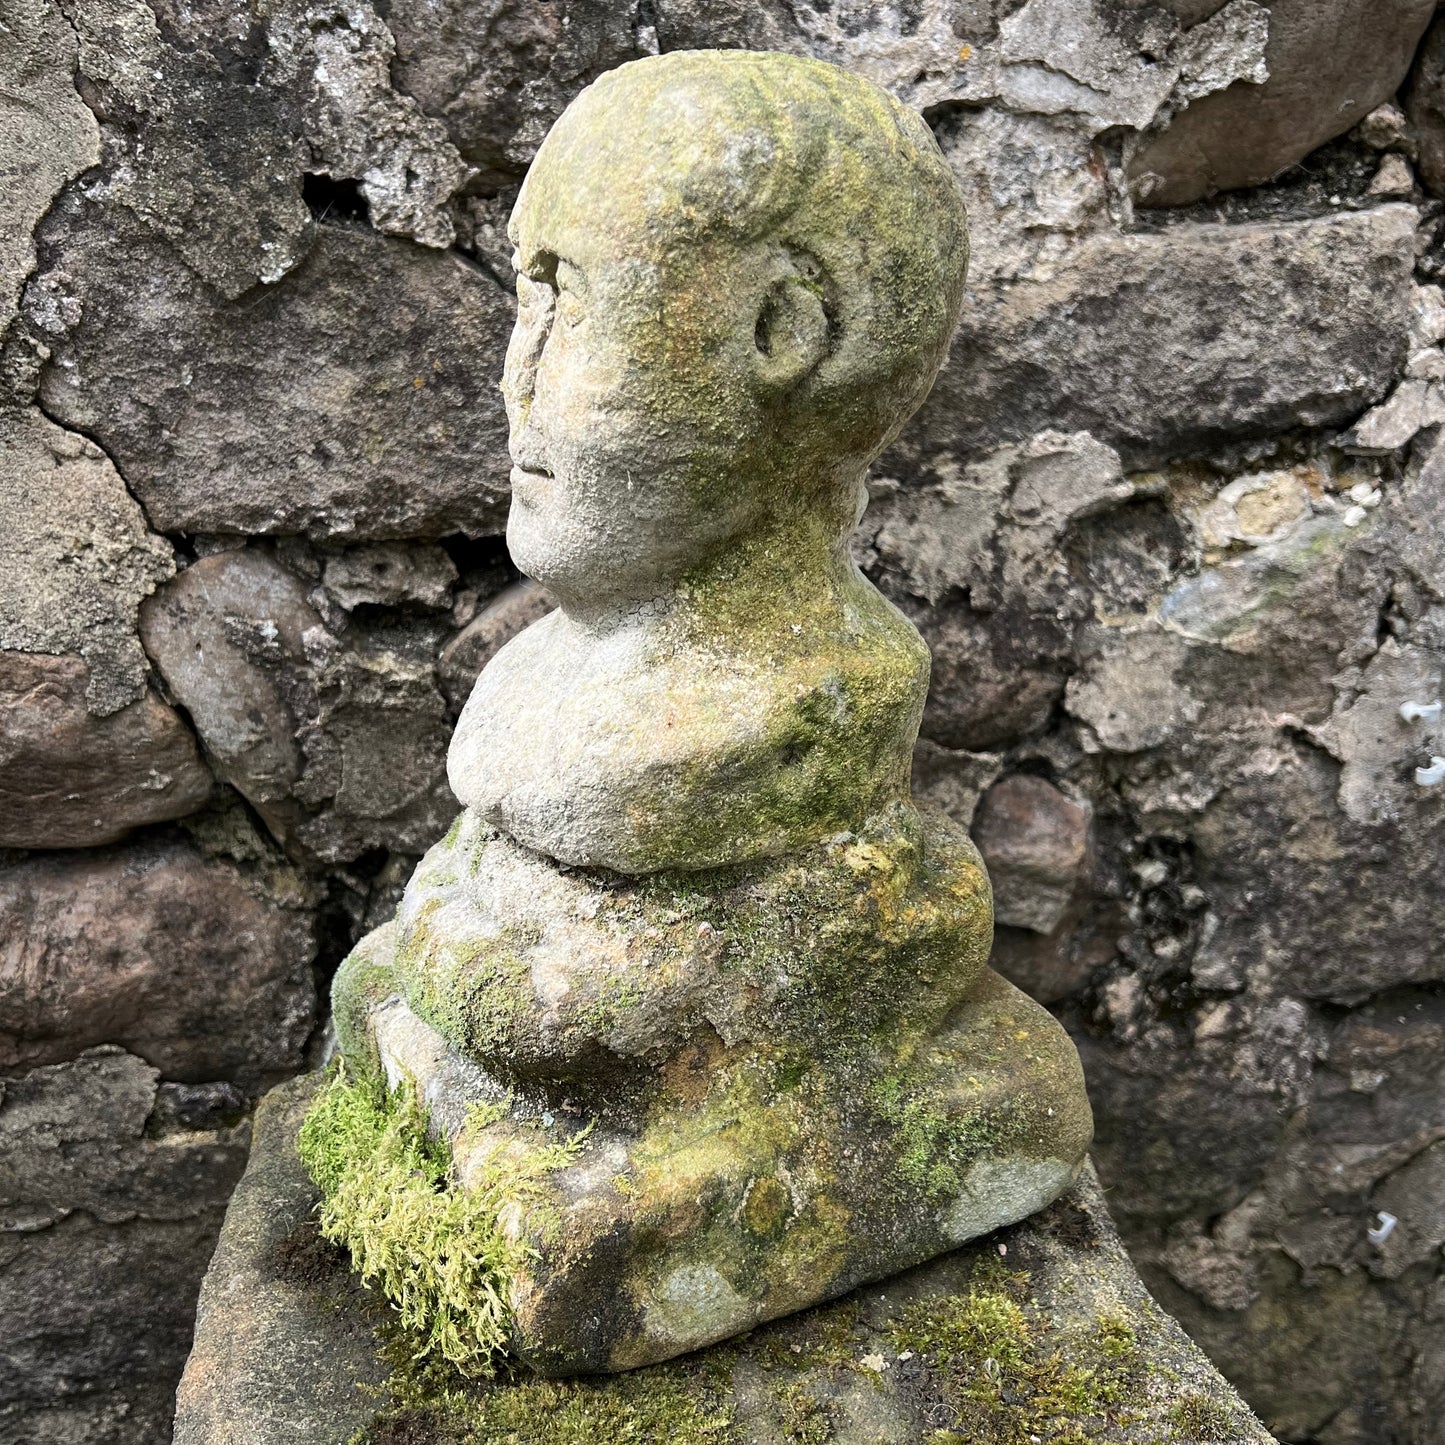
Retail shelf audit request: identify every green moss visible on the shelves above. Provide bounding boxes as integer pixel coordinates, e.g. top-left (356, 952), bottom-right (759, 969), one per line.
top-left (753, 1297), bottom-right (863, 1374)
top-left (297, 1066), bottom-right (583, 1376)
top-left (1168, 1392), bottom-right (1239, 1440)
top-left (777, 1383), bottom-right (832, 1443)
top-left (446, 1373), bottom-right (734, 1444)
top-left (887, 1266), bottom-right (1148, 1445)
top-left (362, 1327), bottom-right (739, 1445)
top-left (1095, 1315), bottom-right (1136, 1360)
top-left (890, 1269), bottom-right (1032, 1374)
top-left (331, 924), bottom-right (401, 1079)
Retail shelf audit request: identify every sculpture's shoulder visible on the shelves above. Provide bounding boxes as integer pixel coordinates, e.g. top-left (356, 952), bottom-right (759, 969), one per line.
top-left (447, 586), bottom-right (929, 874)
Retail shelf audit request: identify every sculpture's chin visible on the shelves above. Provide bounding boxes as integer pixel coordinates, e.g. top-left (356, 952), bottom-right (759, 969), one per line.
top-left (505, 510), bottom-right (616, 608)
top-left (508, 487), bottom-right (675, 607)
top-left (504, 506), bottom-right (565, 589)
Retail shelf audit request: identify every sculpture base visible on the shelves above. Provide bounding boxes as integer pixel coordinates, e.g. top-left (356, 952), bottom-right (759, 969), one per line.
top-left (175, 1074), bottom-right (1276, 1445)
top-left (336, 907), bottom-right (1093, 1374)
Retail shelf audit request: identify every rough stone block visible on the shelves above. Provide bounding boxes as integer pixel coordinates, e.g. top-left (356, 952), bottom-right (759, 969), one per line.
top-left (140, 549), bottom-right (456, 864)
top-left (0, 1211), bottom-right (235, 1445)
top-left (0, 407), bottom-right (175, 716)
top-left (385, 0), bottom-right (645, 185)
top-left (0, 835), bottom-right (315, 1086)
top-left (893, 207), bottom-right (1416, 469)
top-left (31, 209), bottom-right (512, 540)
top-left (0, 0), bottom-right (98, 337)
top-left (1130, 0), bottom-right (1435, 206)
top-left (1083, 987), bottom-right (1445, 1443)
top-left (1407, 15), bottom-right (1445, 197)
top-left (990, 909), bottom-right (1121, 1008)
top-left (0, 651), bottom-right (213, 849)
top-left (322, 542), bottom-right (459, 612)
top-left (973, 774), bottom-right (1091, 934)
top-left (0, 1048), bottom-right (248, 1229)
top-left (437, 579), bottom-right (555, 712)
top-left (139, 552), bottom-right (319, 824)
top-left (0, 1048), bottom-right (254, 1445)
top-left (47, 0), bottom-right (470, 299)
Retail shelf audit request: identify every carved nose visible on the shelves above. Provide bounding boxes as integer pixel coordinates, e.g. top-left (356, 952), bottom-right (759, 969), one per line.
top-left (509, 421), bottom-right (552, 476)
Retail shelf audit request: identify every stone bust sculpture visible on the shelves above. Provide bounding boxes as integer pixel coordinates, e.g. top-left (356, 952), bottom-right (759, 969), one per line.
top-left (449, 50), bottom-right (967, 872)
top-left (309, 49), bottom-right (1093, 1381)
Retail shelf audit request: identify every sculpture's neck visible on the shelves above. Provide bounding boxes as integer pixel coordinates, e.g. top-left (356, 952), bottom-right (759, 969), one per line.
top-left (558, 503), bottom-right (861, 647)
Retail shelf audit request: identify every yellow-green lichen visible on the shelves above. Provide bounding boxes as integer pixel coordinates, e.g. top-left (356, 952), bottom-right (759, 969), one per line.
top-left (517, 50), bottom-right (968, 456)
top-left (398, 910), bottom-right (536, 1073)
top-left (868, 1068), bottom-right (1002, 1198)
top-left (604, 514), bottom-right (935, 872)
top-left (865, 973), bottom-right (1090, 1199)
top-left (619, 1047), bottom-right (857, 1345)
top-left (298, 1066), bottom-right (583, 1376)
top-left (390, 801), bottom-right (991, 1077)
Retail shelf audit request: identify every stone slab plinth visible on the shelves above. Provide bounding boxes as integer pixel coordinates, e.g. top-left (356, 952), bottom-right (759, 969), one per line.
top-left (175, 1074), bottom-right (1275, 1445)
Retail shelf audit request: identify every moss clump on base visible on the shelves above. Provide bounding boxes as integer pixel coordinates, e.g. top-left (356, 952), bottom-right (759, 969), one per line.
top-left (352, 1264), bottom-right (1160, 1445)
top-left (888, 1264), bottom-right (1147, 1445)
top-left (337, 1239), bottom-right (1256, 1445)
top-left (1168, 1393), bottom-right (1241, 1441)
top-left (298, 1066), bottom-right (582, 1377)
top-left (776, 1383), bottom-right (832, 1443)
top-left (1095, 1316), bottom-right (1137, 1361)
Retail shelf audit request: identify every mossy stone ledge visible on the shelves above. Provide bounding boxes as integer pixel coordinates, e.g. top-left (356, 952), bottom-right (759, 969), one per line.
top-left (174, 1074), bottom-right (1276, 1445)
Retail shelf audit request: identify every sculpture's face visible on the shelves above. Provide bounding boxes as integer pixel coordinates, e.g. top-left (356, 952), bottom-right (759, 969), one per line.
top-left (503, 184), bottom-right (778, 610)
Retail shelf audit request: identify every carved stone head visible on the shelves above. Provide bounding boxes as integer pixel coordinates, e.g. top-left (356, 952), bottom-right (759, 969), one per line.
top-left (502, 49), bottom-right (969, 612)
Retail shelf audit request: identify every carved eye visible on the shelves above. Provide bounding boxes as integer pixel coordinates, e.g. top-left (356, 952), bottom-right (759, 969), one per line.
top-left (556, 289), bottom-right (585, 330)
top-left (555, 261), bottom-right (587, 329)
top-left (525, 250), bottom-right (559, 284)
top-left (515, 251), bottom-right (559, 308)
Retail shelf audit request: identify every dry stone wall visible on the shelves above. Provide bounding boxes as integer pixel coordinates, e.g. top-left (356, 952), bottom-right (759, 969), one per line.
top-left (2, 2), bottom-right (1444, 1442)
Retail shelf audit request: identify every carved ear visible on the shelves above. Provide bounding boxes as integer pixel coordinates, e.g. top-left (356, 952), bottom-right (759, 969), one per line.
top-left (752, 274), bottom-right (830, 392)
